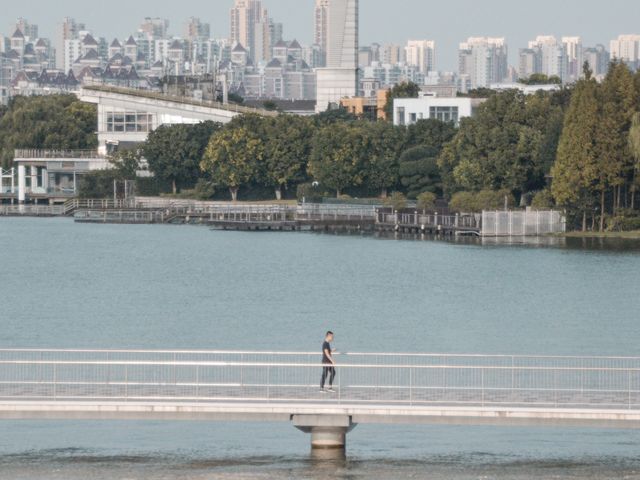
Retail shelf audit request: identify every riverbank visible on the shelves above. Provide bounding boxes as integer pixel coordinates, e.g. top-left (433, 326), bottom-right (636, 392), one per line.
top-left (563, 230), bottom-right (640, 239)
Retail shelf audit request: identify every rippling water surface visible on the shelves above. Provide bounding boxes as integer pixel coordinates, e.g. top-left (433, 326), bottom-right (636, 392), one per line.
top-left (1, 218), bottom-right (639, 479)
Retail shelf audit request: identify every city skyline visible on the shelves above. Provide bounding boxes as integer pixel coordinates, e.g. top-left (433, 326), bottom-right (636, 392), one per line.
top-left (3, 0), bottom-right (640, 71)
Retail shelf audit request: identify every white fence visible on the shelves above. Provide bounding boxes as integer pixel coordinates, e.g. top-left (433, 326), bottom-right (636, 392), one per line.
top-left (481, 210), bottom-right (566, 237)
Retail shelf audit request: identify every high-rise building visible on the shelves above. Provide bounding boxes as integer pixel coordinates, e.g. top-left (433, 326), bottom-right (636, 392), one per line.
top-left (230, 0), bottom-right (270, 61)
top-left (316, 0), bottom-right (359, 112)
top-left (381, 44), bottom-right (404, 65)
top-left (610, 34), bottom-right (640, 70)
top-left (458, 37), bottom-right (508, 90)
top-left (520, 36), bottom-right (582, 83)
top-left (314, 0), bottom-right (330, 66)
top-left (562, 36), bottom-right (583, 81)
top-left (324, 0), bottom-right (358, 69)
top-left (519, 36), bottom-right (564, 82)
top-left (405, 40), bottom-right (436, 75)
top-left (14, 18), bottom-right (38, 42)
top-left (139, 18), bottom-right (170, 40)
top-left (584, 44), bottom-right (610, 78)
top-left (185, 17), bottom-right (210, 43)
top-left (56, 17), bottom-right (85, 71)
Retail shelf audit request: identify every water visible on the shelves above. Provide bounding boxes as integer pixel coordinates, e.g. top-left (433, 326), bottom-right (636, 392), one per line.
top-left (1, 217), bottom-right (640, 479)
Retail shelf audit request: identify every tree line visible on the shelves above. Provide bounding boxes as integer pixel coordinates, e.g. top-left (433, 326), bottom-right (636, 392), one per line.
top-left (2, 61), bottom-right (640, 231)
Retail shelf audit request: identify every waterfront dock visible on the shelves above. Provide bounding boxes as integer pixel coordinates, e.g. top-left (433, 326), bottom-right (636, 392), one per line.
top-left (0, 196), bottom-right (566, 237)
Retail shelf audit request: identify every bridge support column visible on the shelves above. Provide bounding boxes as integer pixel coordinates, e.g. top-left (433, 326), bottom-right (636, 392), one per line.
top-left (292, 415), bottom-right (356, 451)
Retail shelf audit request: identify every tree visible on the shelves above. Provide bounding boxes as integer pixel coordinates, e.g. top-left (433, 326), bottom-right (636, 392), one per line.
top-left (593, 61), bottom-right (636, 229)
top-left (551, 75), bottom-right (599, 231)
top-left (384, 191), bottom-right (408, 211)
top-left (201, 125), bottom-right (264, 201)
top-left (263, 115), bottom-right (312, 199)
top-left (449, 192), bottom-right (477, 213)
top-left (629, 113), bottom-right (640, 209)
top-left (439, 90), bottom-right (564, 198)
top-left (109, 149), bottom-right (143, 180)
top-left (404, 119), bottom-right (456, 150)
top-left (308, 123), bottom-right (366, 197)
top-left (398, 145), bottom-right (443, 198)
top-left (0, 94), bottom-right (97, 168)
top-left (384, 81), bottom-right (420, 120)
top-left (142, 121), bottom-right (220, 194)
top-left (416, 191), bottom-right (437, 212)
top-left (363, 121), bottom-right (404, 197)
top-left (519, 73), bottom-right (562, 85)
top-left (313, 107), bottom-right (357, 126)
top-left (531, 189), bottom-right (555, 209)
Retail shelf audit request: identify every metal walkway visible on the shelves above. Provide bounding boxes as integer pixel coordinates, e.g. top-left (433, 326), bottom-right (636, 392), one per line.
top-left (2, 350), bottom-right (640, 447)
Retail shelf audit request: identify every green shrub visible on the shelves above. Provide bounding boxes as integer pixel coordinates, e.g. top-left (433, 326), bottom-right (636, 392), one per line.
top-left (531, 189), bottom-right (555, 209)
top-left (416, 191), bottom-right (437, 212)
top-left (449, 191), bottom-right (477, 213)
top-left (384, 191), bottom-right (408, 211)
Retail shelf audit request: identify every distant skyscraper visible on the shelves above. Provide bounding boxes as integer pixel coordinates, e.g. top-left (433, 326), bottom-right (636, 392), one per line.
top-left (314, 0), bottom-right (330, 66)
top-left (139, 18), bottom-right (170, 40)
top-left (13, 18), bottom-right (38, 42)
top-left (56, 17), bottom-right (85, 71)
top-left (230, 0), bottom-right (270, 61)
top-left (458, 37), bottom-right (508, 90)
top-left (324, 0), bottom-right (358, 69)
top-left (610, 34), bottom-right (640, 70)
top-left (562, 36), bottom-right (583, 81)
top-left (584, 44), bottom-right (610, 78)
top-left (185, 17), bottom-right (210, 42)
top-left (405, 40), bottom-right (436, 75)
top-left (381, 44), bottom-right (404, 65)
top-left (316, 0), bottom-right (359, 112)
top-left (530, 36), bottom-right (566, 80)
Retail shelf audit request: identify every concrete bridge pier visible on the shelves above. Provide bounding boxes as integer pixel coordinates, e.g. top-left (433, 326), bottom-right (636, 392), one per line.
top-left (292, 415), bottom-right (356, 451)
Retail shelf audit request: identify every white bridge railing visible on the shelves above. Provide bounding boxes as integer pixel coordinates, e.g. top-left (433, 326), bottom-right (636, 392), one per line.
top-left (0, 350), bottom-right (639, 409)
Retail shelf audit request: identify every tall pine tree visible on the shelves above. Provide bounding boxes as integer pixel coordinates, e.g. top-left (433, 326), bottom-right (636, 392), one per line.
top-left (552, 66), bottom-right (599, 231)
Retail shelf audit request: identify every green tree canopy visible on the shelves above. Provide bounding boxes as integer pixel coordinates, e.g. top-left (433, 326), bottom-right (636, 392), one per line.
top-left (142, 121), bottom-right (221, 194)
top-left (363, 121), bottom-right (404, 197)
top-left (384, 81), bottom-right (420, 120)
top-left (0, 94), bottom-right (97, 168)
top-left (398, 145), bottom-right (443, 198)
top-left (519, 73), bottom-right (562, 85)
top-left (262, 115), bottom-right (312, 199)
top-left (551, 76), bottom-right (599, 230)
top-left (201, 123), bottom-right (265, 201)
top-left (439, 90), bottom-right (565, 197)
top-left (308, 123), bottom-right (367, 197)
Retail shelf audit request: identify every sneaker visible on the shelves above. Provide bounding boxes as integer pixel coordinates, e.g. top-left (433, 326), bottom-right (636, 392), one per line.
top-left (327, 388), bottom-right (336, 393)
top-left (319, 388), bottom-right (327, 393)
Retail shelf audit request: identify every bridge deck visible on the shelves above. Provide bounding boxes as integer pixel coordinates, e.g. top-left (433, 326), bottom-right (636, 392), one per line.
top-left (2, 350), bottom-right (640, 429)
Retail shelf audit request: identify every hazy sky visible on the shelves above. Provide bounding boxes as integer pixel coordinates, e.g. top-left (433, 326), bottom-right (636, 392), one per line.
top-left (4, 0), bottom-right (640, 70)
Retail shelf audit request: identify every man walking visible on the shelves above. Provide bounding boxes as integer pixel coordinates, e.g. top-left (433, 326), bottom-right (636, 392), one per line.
top-left (320, 331), bottom-right (336, 393)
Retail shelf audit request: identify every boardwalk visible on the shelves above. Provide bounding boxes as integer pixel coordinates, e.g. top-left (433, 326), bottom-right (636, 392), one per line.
top-left (1, 350), bottom-right (639, 449)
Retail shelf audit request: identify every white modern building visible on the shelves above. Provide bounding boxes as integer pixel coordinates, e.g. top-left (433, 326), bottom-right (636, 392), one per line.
top-left (393, 95), bottom-right (485, 127)
top-left (315, 0), bottom-right (359, 112)
top-left (458, 37), bottom-right (508, 90)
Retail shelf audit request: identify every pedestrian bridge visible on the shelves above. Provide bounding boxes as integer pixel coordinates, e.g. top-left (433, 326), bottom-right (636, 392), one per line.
top-left (1, 350), bottom-right (639, 449)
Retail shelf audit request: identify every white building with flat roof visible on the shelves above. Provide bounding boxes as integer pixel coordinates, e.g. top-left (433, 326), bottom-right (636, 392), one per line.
top-left (393, 95), bottom-right (485, 127)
